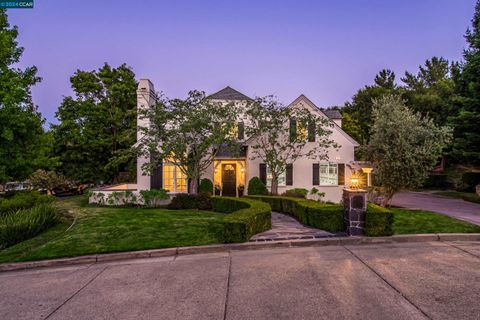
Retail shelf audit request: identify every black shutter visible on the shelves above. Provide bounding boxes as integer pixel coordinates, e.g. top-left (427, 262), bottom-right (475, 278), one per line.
top-left (286, 164), bottom-right (293, 185)
top-left (308, 120), bottom-right (315, 142)
top-left (338, 163), bottom-right (345, 185)
top-left (312, 163), bottom-right (319, 185)
top-left (238, 122), bottom-right (245, 140)
top-left (150, 160), bottom-right (163, 189)
top-left (259, 163), bottom-right (267, 185)
top-left (289, 118), bottom-right (297, 142)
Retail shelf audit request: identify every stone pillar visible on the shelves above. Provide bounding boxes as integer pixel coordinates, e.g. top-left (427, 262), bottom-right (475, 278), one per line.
top-left (136, 79), bottom-right (157, 191)
top-left (343, 189), bottom-right (368, 236)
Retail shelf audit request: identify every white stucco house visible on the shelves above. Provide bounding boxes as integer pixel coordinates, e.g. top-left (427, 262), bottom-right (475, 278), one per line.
top-left (131, 79), bottom-right (360, 203)
top-left (90, 79), bottom-right (363, 204)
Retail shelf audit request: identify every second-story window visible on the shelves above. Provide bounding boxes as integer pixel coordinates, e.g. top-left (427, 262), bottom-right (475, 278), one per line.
top-left (237, 122), bottom-right (245, 140)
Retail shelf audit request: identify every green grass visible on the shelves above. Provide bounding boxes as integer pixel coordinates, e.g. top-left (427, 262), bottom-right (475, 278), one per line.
top-left (433, 191), bottom-right (480, 204)
top-left (392, 207), bottom-right (480, 234)
top-left (0, 197), bottom-right (225, 263)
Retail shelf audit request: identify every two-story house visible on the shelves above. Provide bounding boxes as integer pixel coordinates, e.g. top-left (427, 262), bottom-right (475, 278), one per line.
top-left (136, 79), bottom-right (359, 203)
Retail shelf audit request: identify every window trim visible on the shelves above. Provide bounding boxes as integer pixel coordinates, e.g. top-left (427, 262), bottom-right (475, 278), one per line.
top-left (318, 162), bottom-right (339, 186)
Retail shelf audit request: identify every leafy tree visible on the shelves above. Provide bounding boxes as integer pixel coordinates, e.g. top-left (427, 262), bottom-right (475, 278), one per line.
top-left (52, 64), bottom-right (138, 183)
top-left (449, 0), bottom-right (480, 165)
top-left (137, 91), bottom-right (237, 194)
top-left (342, 69), bottom-right (399, 143)
top-left (28, 170), bottom-right (70, 195)
top-left (401, 57), bottom-right (456, 126)
top-left (244, 96), bottom-right (337, 195)
top-left (365, 95), bottom-right (452, 206)
top-left (0, 9), bottom-right (52, 183)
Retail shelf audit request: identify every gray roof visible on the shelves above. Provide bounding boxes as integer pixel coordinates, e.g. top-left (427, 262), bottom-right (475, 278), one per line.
top-left (323, 110), bottom-right (343, 119)
top-left (208, 86), bottom-right (252, 101)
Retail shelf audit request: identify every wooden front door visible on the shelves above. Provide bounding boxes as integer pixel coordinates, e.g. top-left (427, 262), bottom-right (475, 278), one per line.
top-left (222, 164), bottom-right (236, 196)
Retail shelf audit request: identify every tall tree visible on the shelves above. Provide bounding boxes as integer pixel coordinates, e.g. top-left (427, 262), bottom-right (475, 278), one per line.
top-left (52, 64), bottom-right (138, 183)
top-left (244, 97), bottom-right (337, 195)
top-left (449, 0), bottom-right (480, 165)
top-left (137, 91), bottom-right (238, 194)
top-left (401, 57), bottom-right (456, 126)
top-left (342, 69), bottom-right (399, 143)
top-left (365, 95), bottom-right (452, 205)
top-left (0, 9), bottom-right (50, 183)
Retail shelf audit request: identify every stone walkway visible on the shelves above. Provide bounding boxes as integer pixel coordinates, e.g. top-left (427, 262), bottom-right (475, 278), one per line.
top-left (250, 212), bottom-right (341, 241)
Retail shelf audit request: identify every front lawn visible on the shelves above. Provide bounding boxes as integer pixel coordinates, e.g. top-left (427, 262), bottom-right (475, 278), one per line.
top-left (392, 207), bottom-right (480, 234)
top-left (0, 197), bottom-right (225, 263)
top-left (432, 191), bottom-right (480, 204)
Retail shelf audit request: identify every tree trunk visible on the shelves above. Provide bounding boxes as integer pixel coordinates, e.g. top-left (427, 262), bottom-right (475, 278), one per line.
top-left (189, 178), bottom-right (198, 195)
top-left (270, 174), bottom-right (279, 196)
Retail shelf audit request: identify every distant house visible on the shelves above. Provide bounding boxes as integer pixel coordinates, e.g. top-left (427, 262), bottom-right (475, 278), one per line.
top-left (134, 79), bottom-right (359, 203)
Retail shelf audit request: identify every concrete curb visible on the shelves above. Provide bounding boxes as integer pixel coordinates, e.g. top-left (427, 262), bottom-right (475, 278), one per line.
top-left (1, 233), bottom-right (479, 272)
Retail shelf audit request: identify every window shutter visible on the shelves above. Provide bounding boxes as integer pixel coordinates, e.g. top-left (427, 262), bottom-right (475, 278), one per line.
top-left (237, 122), bottom-right (245, 140)
top-left (308, 120), bottom-right (315, 142)
top-left (150, 159), bottom-right (163, 189)
top-left (259, 163), bottom-right (267, 185)
top-left (286, 164), bottom-right (293, 185)
top-left (289, 118), bottom-right (297, 142)
top-left (338, 163), bottom-right (345, 185)
top-left (312, 163), bottom-right (319, 185)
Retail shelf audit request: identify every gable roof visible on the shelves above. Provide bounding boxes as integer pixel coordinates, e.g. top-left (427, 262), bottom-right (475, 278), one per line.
top-left (287, 94), bottom-right (359, 146)
top-left (323, 110), bottom-right (343, 119)
top-left (208, 86), bottom-right (252, 101)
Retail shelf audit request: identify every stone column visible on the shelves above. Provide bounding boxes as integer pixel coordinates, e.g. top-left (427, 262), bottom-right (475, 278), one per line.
top-left (343, 188), bottom-right (368, 236)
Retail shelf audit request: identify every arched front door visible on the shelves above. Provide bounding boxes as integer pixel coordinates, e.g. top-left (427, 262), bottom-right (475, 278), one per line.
top-left (222, 164), bottom-right (236, 196)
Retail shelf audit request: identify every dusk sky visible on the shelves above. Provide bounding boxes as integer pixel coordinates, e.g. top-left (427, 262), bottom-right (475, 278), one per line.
top-left (8, 0), bottom-right (477, 124)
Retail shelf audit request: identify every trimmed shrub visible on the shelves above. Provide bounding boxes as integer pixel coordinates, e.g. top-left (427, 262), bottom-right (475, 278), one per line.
top-left (198, 178), bottom-right (214, 194)
top-left (213, 197), bottom-right (271, 243)
top-left (168, 194), bottom-right (200, 210)
top-left (365, 203), bottom-right (394, 236)
top-left (283, 188), bottom-right (309, 198)
top-left (247, 177), bottom-right (268, 195)
top-left (0, 191), bottom-right (54, 217)
top-left (196, 192), bottom-right (213, 210)
top-left (0, 204), bottom-right (59, 249)
top-left (461, 172), bottom-right (480, 192)
top-left (246, 195), bottom-right (345, 233)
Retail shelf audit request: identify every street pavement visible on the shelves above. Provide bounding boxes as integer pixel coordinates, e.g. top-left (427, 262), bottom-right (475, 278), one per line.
top-left (392, 191), bottom-right (480, 225)
top-left (1, 241), bottom-right (479, 320)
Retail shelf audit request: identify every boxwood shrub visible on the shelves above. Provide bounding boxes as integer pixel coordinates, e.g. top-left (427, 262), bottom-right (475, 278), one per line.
top-left (212, 197), bottom-right (271, 243)
top-left (246, 195), bottom-right (345, 233)
top-left (365, 203), bottom-right (394, 236)
top-left (168, 193), bottom-right (212, 210)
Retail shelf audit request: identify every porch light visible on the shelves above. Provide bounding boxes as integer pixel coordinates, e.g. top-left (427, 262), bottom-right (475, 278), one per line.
top-left (361, 167), bottom-right (373, 187)
top-left (350, 175), bottom-right (360, 189)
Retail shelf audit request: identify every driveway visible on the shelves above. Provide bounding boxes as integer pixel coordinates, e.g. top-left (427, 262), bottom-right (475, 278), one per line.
top-left (1, 241), bottom-right (479, 319)
top-left (392, 191), bottom-right (480, 226)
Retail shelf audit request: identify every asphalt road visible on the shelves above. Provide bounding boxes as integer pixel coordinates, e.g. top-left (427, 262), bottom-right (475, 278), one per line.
top-left (392, 191), bottom-right (480, 225)
top-left (1, 241), bottom-right (479, 320)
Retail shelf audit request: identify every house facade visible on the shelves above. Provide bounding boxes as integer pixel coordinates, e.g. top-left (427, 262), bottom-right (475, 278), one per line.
top-left (136, 79), bottom-right (359, 203)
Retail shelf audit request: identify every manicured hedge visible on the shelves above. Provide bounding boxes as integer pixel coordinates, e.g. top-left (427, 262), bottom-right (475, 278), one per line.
top-left (365, 203), bottom-right (394, 236)
top-left (246, 195), bottom-right (345, 233)
top-left (213, 197), bottom-right (271, 243)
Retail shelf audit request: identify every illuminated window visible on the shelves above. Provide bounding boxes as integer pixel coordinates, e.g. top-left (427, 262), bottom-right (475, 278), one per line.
top-left (319, 163), bottom-right (338, 186)
top-left (266, 166), bottom-right (286, 186)
top-left (163, 162), bottom-right (187, 193)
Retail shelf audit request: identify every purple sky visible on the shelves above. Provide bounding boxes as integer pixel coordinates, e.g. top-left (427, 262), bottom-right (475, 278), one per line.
top-left (8, 0), bottom-right (476, 124)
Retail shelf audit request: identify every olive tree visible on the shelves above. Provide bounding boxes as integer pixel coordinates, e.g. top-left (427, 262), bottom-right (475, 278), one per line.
top-left (137, 91), bottom-right (238, 194)
top-left (244, 96), bottom-right (338, 195)
top-left (365, 95), bottom-right (452, 206)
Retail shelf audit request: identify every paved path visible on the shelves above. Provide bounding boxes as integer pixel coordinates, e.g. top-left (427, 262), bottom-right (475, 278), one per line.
top-left (250, 212), bottom-right (338, 241)
top-left (1, 241), bottom-right (479, 319)
top-left (392, 191), bottom-right (480, 226)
